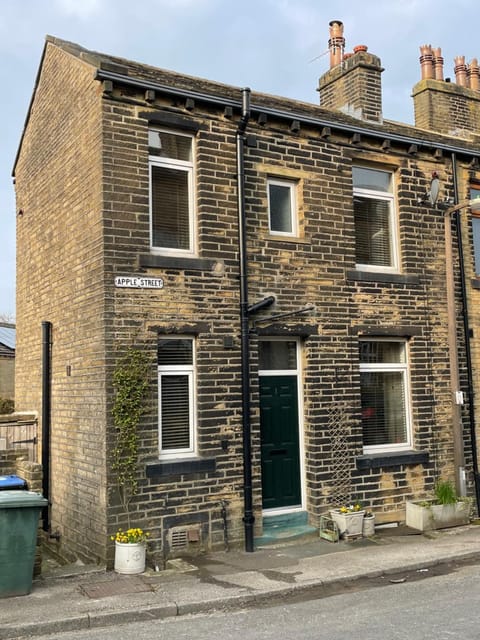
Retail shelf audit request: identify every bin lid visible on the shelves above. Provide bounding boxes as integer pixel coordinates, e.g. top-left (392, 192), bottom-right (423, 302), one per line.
top-left (0, 490), bottom-right (48, 508)
top-left (0, 474), bottom-right (26, 488)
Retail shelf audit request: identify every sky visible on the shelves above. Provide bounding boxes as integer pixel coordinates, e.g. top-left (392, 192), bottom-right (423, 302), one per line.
top-left (1, 0), bottom-right (479, 319)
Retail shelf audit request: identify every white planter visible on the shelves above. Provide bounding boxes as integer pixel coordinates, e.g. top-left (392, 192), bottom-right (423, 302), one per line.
top-left (114, 541), bottom-right (146, 574)
top-left (329, 509), bottom-right (365, 537)
top-left (362, 514), bottom-right (375, 537)
top-left (405, 500), bottom-right (470, 532)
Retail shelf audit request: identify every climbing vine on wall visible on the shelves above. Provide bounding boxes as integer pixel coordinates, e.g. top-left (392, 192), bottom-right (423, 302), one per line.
top-left (112, 347), bottom-right (150, 509)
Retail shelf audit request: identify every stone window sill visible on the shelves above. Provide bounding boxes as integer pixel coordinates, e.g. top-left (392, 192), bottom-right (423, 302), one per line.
top-left (356, 450), bottom-right (429, 470)
top-left (146, 457), bottom-right (216, 478)
top-left (139, 254), bottom-right (216, 271)
top-left (347, 270), bottom-right (420, 285)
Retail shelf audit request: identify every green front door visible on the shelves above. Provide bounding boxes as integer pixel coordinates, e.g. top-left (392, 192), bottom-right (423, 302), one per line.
top-left (260, 375), bottom-right (301, 510)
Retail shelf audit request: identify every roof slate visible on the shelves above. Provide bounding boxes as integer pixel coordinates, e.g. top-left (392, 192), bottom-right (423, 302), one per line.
top-left (0, 326), bottom-right (15, 351)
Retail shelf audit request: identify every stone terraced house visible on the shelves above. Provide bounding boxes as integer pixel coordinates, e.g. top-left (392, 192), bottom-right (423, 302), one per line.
top-left (12, 22), bottom-right (480, 567)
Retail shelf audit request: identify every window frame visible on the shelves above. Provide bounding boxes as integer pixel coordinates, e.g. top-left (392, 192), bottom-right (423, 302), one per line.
top-left (157, 336), bottom-right (196, 459)
top-left (267, 177), bottom-right (298, 237)
top-left (470, 187), bottom-right (480, 275)
top-left (359, 338), bottom-right (412, 454)
top-left (353, 166), bottom-right (399, 273)
top-left (149, 129), bottom-right (196, 256)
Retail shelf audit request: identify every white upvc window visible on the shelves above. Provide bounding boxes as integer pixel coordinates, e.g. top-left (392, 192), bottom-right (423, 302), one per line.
top-left (149, 129), bottom-right (195, 255)
top-left (353, 166), bottom-right (398, 272)
top-left (158, 337), bottom-right (196, 458)
top-left (470, 188), bottom-right (480, 275)
top-left (359, 339), bottom-right (412, 453)
top-left (267, 178), bottom-right (297, 236)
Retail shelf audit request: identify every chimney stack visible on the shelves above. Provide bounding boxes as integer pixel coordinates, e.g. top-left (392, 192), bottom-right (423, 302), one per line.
top-left (318, 21), bottom-right (384, 123)
top-left (413, 44), bottom-right (480, 138)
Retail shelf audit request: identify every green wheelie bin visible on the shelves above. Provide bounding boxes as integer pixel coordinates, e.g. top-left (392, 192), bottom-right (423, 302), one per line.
top-left (0, 490), bottom-right (48, 597)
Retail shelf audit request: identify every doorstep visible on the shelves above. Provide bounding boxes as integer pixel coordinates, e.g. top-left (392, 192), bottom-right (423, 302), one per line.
top-left (255, 511), bottom-right (317, 547)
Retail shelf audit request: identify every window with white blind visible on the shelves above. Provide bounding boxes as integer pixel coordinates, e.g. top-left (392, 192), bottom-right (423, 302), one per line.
top-left (353, 166), bottom-right (398, 271)
top-left (267, 178), bottom-right (297, 235)
top-left (158, 338), bottom-right (195, 457)
top-left (470, 188), bottom-right (480, 275)
top-left (359, 339), bottom-right (412, 453)
top-left (149, 130), bottom-right (195, 254)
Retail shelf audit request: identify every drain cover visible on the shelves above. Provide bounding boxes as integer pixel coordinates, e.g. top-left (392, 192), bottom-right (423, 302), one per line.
top-left (80, 576), bottom-right (153, 599)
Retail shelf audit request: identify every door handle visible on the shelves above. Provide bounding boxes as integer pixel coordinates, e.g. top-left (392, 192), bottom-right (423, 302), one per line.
top-left (270, 448), bottom-right (287, 455)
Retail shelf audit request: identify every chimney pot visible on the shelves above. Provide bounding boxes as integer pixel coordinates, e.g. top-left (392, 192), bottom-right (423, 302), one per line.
top-left (454, 55), bottom-right (468, 87)
top-left (328, 20), bottom-right (345, 68)
top-left (432, 47), bottom-right (444, 81)
top-left (468, 58), bottom-right (480, 91)
top-left (419, 44), bottom-right (434, 80)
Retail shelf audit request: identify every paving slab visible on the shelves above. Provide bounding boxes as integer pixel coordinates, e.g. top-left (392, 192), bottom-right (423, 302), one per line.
top-left (0, 525), bottom-right (480, 640)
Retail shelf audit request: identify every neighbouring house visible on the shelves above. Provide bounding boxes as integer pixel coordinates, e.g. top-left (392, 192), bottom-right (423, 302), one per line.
top-left (13, 22), bottom-right (480, 567)
top-left (0, 322), bottom-right (15, 404)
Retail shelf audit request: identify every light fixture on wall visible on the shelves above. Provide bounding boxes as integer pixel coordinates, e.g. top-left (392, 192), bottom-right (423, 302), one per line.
top-left (417, 171), bottom-right (440, 205)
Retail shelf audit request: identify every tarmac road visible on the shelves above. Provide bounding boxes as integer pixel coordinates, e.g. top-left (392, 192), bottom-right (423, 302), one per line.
top-left (32, 562), bottom-right (480, 640)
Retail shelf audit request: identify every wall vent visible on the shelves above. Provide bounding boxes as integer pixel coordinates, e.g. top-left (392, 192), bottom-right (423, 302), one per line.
top-left (168, 526), bottom-right (202, 553)
top-left (169, 528), bottom-right (189, 551)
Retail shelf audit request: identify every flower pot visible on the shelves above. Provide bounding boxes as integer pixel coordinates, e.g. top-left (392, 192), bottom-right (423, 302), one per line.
top-left (362, 514), bottom-right (375, 537)
top-left (405, 500), bottom-right (470, 532)
top-left (114, 541), bottom-right (146, 574)
top-left (329, 509), bottom-right (365, 537)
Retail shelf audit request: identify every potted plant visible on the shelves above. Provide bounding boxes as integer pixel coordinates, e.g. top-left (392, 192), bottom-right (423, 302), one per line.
top-left (329, 503), bottom-right (365, 538)
top-left (111, 527), bottom-right (150, 574)
top-left (110, 347), bottom-right (150, 571)
top-left (405, 480), bottom-right (471, 532)
top-left (362, 511), bottom-right (375, 537)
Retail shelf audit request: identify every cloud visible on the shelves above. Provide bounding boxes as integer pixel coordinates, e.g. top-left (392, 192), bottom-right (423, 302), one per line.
top-left (54, 0), bottom-right (102, 19)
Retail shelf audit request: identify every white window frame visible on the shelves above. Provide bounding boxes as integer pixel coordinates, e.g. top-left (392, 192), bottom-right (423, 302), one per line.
top-left (267, 178), bottom-right (297, 237)
top-left (353, 166), bottom-right (399, 273)
top-left (473, 217), bottom-right (480, 275)
top-left (158, 337), bottom-right (196, 459)
top-left (470, 188), bottom-right (480, 275)
top-left (149, 129), bottom-right (196, 256)
top-left (359, 338), bottom-right (412, 454)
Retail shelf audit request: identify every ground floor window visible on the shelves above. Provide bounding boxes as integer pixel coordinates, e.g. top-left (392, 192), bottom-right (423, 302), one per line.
top-left (158, 337), bottom-right (195, 457)
top-left (359, 339), bottom-right (411, 452)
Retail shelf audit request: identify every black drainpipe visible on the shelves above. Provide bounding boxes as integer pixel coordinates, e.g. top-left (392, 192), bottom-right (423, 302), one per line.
top-left (451, 154), bottom-right (480, 513)
top-left (41, 320), bottom-right (52, 532)
top-left (236, 87), bottom-right (255, 552)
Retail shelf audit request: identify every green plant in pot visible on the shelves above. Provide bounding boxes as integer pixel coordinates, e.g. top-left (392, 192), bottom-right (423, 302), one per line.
top-left (406, 479), bottom-right (471, 531)
top-left (434, 480), bottom-right (458, 505)
top-left (111, 347), bottom-right (151, 573)
top-left (111, 346), bottom-right (150, 525)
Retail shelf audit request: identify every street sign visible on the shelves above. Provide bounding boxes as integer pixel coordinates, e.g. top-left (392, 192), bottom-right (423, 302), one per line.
top-left (114, 276), bottom-right (164, 289)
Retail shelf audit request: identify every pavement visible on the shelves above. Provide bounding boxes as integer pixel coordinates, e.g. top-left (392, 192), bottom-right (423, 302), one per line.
top-left (2, 524), bottom-right (480, 639)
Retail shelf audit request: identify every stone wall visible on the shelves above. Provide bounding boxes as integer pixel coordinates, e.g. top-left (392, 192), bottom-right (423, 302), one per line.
top-left (14, 43), bottom-right (108, 564)
top-left (14, 37), bottom-right (478, 565)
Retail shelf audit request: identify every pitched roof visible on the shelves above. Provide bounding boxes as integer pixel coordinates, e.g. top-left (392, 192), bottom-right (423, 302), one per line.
top-left (0, 326), bottom-right (15, 351)
top-left (13, 35), bottom-right (480, 177)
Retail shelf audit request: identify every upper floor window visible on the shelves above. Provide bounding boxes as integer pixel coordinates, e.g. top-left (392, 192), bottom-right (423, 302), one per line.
top-left (158, 337), bottom-right (196, 458)
top-left (267, 178), bottom-right (297, 236)
top-left (470, 187), bottom-right (480, 275)
top-left (359, 339), bottom-right (412, 453)
top-left (149, 130), bottom-right (195, 255)
top-left (353, 166), bottom-right (398, 271)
